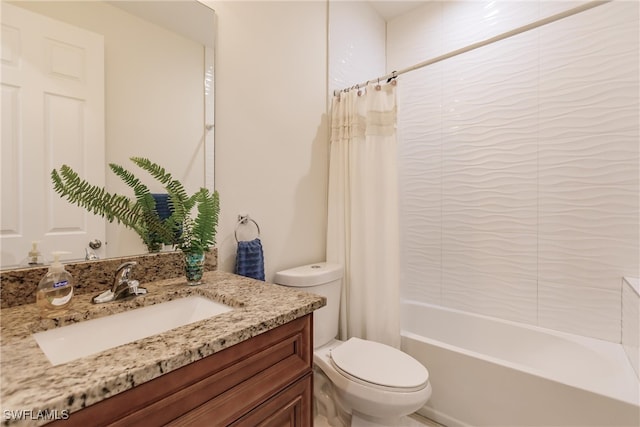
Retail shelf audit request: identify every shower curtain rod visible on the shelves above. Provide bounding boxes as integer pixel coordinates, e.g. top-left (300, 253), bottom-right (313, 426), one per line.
top-left (334, 0), bottom-right (611, 96)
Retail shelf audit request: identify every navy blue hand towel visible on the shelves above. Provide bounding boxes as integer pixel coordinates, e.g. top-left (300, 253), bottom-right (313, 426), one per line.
top-left (152, 193), bottom-right (172, 221)
top-left (234, 238), bottom-right (265, 281)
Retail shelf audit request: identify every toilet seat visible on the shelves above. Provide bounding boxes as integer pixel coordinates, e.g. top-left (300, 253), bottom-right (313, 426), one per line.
top-left (329, 337), bottom-right (429, 392)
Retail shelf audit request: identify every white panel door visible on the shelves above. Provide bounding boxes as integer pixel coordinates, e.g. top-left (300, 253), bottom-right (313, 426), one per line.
top-left (1, 3), bottom-right (105, 267)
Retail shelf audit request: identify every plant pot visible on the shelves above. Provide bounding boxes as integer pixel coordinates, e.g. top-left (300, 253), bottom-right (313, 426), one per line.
top-left (147, 240), bottom-right (163, 253)
top-left (184, 252), bottom-right (206, 285)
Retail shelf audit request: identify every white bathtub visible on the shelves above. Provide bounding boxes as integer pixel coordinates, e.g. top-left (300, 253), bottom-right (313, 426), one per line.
top-left (400, 300), bottom-right (640, 427)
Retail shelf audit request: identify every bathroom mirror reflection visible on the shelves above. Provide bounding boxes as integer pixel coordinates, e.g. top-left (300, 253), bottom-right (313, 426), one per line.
top-left (0, 0), bottom-right (216, 269)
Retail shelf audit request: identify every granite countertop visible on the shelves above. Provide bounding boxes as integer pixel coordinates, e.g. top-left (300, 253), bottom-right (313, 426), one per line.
top-left (0, 271), bottom-right (325, 426)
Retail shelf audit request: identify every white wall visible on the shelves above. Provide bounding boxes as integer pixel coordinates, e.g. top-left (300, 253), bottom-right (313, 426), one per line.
top-left (211, 1), bottom-right (329, 280)
top-left (390, 1), bottom-right (639, 342)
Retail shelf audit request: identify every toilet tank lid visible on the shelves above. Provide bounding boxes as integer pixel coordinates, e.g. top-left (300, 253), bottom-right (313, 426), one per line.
top-left (273, 262), bottom-right (343, 287)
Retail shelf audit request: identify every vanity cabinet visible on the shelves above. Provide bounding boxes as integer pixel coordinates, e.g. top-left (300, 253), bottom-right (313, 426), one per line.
top-left (49, 314), bottom-right (313, 427)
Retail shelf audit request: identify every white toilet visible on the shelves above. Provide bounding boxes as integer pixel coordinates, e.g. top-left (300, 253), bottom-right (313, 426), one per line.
top-left (274, 262), bottom-right (432, 427)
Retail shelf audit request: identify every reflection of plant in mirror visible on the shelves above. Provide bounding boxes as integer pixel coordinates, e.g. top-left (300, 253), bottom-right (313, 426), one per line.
top-left (51, 157), bottom-right (220, 255)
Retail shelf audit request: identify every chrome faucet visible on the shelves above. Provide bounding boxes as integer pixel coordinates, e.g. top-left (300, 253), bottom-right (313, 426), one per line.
top-left (92, 261), bottom-right (147, 304)
top-left (85, 248), bottom-right (99, 261)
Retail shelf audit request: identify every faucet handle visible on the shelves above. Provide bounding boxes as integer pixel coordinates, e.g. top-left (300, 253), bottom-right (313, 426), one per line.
top-left (115, 261), bottom-right (137, 279)
top-left (93, 289), bottom-right (115, 304)
top-left (128, 279), bottom-right (147, 296)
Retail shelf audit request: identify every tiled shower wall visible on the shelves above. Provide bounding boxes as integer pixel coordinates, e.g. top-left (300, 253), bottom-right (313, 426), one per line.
top-left (390, 1), bottom-right (639, 342)
top-left (328, 1), bottom-right (386, 95)
top-left (623, 278), bottom-right (640, 379)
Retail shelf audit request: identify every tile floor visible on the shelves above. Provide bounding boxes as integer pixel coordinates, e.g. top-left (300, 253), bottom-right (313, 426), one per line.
top-left (409, 414), bottom-right (444, 427)
top-left (314, 413), bottom-right (443, 427)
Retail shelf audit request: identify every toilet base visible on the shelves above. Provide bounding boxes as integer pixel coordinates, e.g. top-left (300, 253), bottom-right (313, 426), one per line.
top-left (314, 365), bottom-right (350, 427)
top-left (313, 364), bottom-right (429, 427)
top-left (312, 339), bottom-right (431, 426)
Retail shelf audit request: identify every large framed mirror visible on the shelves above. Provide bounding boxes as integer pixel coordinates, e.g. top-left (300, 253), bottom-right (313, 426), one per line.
top-left (1, 0), bottom-right (216, 269)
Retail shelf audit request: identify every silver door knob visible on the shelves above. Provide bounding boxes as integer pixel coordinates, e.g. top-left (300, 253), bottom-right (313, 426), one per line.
top-left (89, 239), bottom-right (102, 249)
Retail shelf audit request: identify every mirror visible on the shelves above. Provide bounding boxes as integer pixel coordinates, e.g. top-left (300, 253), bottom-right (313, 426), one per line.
top-left (1, 1), bottom-right (216, 269)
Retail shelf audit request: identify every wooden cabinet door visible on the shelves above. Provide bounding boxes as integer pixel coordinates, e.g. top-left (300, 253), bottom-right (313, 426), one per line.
top-left (231, 374), bottom-right (313, 427)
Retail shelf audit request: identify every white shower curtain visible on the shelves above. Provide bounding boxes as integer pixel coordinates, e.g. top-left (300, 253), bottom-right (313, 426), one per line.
top-left (326, 82), bottom-right (400, 348)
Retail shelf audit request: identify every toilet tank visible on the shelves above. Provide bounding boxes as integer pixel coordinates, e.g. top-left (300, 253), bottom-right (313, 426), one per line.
top-left (273, 262), bottom-right (343, 348)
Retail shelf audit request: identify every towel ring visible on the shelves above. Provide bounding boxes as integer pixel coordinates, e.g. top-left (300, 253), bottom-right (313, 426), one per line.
top-left (235, 215), bottom-right (261, 243)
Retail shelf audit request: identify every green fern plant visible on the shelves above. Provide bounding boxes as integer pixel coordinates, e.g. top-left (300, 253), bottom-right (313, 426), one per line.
top-left (51, 157), bottom-right (220, 255)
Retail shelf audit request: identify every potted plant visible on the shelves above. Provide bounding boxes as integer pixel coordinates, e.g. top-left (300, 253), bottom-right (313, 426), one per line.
top-left (51, 157), bottom-right (220, 285)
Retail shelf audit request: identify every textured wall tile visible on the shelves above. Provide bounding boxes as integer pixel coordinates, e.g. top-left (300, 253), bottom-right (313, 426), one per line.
top-left (443, 270), bottom-right (537, 324)
top-left (442, 230), bottom-right (537, 280)
top-left (392, 0), bottom-right (638, 342)
top-left (538, 282), bottom-right (621, 341)
top-left (622, 278), bottom-right (640, 379)
top-left (538, 133), bottom-right (639, 189)
top-left (400, 223), bottom-right (441, 263)
top-left (441, 0), bottom-right (539, 54)
top-left (538, 235), bottom-right (639, 291)
top-left (328, 1), bottom-right (386, 93)
top-left (398, 65), bottom-right (443, 306)
top-left (539, 1), bottom-right (591, 19)
top-left (441, 186), bottom-right (537, 234)
top-left (539, 1), bottom-right (638, 86)
top-left (538, 2), bottom-right (639, 189)
top-left (397, 67), bottom-right (443, 182)
top-left (441, 30), bottom-right (538, 236)
top-left (387, 1), bottom-right (443, 71)
top-left (537, 0), bottom-right (640, 300)
top-left (539, 184), bottom-right (639, 246)
top-left (397, 69), bottom-right (443, 136)
top-left (442, 33), bottom-right (539, 110)
top-left (400, 262), bottom-right (442, 305)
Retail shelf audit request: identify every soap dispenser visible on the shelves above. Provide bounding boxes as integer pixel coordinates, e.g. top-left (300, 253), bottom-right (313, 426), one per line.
top-left (36, 251), bottom-right (74, 318)
top-left (21, 241), bottom-right (44, 266)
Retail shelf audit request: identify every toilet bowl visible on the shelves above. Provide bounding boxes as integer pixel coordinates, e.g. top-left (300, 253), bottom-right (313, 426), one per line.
top-left (273, 262), bottom-right (432, 427)
top-left (315, 338), bottom-right (432, 426)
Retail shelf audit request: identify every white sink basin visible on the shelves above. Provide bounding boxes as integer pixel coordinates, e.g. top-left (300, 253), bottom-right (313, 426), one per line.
top-left (33, 296), bottom-right (233, 366)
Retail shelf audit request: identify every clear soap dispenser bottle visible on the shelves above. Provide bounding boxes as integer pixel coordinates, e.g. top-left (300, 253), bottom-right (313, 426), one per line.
top-left (36, 251), bottom-right (74, 318)
top-left (27, 241), bottom-right (44, 266)
top-left (20, 241), bottom-right (44, 267)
